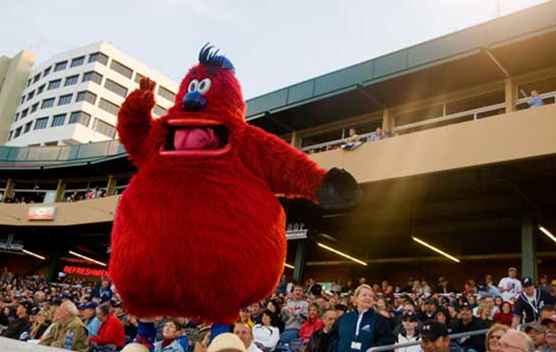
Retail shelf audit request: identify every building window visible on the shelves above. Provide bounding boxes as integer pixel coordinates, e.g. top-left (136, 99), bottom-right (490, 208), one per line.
top-left (41, 98), bottom-right (55, 109)
top-left (65, 75), bottom-right (79, 86)
top-left (158, 86), bottom-right (176, 102)
top-left (51, 113), bottom-right (66, 127)
top-left (37, 84), bottom-right (46, 95)
top-left (14, 127), bottom-right (22, 138)
top-left (27, 78), bottom-right (31, 87)
top-left (69, 111), bottom-right (91, 126)
top-left (88, 52), bottom-right (109, 65)
top-left (43, 66), bottom-right (51, 77)
top-left (33, 73), bottom-right (41, 83)
top-left (104, 78), bottom-right (128, 97)
top-left (34, 117), bottom-right (49, 130)
top-left (54, 61), bottom-right (68, 72)
top-left (98, 98), bottom-right (120, 115)
top-left (59, 94), bottom-right (73, 105)
top-left (153, 105), bottom-right (167, 116)
top-left (134, 72), bottom-right (145, 84)
top-left (31, 102), bottom-right (39, 113)
top-left (8, 130), bottom-right (13, 141)
top-left (48, 79), bottom-right (62, 90)
top-left (20, 95), bottom-right (26, 104)
top-left (14, 112), bottom-right (19, 121)
top-left (27, 90), bottom-right (35, 101)
top-left (24, 121), bottom-right (32, 134)
top-left (76, 91), bottom-right (97, 105)
top-left (21, 108), bottom-right (29, 118)
top-left (82, 71), bottom-right (102, 85)
top-left (93, 118), bottom-right (116, 138)
top-left (70, 56), bottom-right (85, 67)
top-left (110, 60), bottom-right (133, 79)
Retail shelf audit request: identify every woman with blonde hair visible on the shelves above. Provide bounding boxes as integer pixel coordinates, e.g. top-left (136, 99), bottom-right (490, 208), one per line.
top-left (485, 324), bottom-right (510, 352)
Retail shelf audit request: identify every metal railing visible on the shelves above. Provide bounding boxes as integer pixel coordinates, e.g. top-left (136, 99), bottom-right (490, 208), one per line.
top-left (301, 90), bottom-right (556, 155)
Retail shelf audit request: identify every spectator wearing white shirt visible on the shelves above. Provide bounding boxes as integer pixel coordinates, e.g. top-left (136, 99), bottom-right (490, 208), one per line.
top-left (498, 267), bottom-right (523, 302)
top-left (252, 310), bottom-right (279, 351)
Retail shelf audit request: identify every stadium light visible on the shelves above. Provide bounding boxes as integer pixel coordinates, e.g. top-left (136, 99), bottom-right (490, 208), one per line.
top-left (284, 263), bottom-right (295, 269)
top-left (316, 242), bottom-right (367, 266)
top-left (539, 226), bottom-right (556, 244)
top-left (22, 249), bottom-right (46, 261)
top-left (69, 250), bottom-right (107, 267)
top-left (412, 236), bottom-right (461, 263)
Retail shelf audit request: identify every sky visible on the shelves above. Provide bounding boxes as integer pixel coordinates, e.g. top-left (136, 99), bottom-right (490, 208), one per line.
top-left (1, 0), bottom-right (547, 99)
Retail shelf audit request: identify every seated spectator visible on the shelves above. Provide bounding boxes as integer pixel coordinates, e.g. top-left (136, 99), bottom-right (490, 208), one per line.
top-left (420, 321), bottom-right (450, 352)
top-left (266, 300), bottom-right (284, 333)
top-left (396, 311), bottom-right (420, 352)
top-left (252, 310), bottom-right (280, 351)
top-left (523, 323), bottom-right (547, 352)
top-left (369, 127), bottom-right (386, 142)
top-left (306, 309), bottom-right (337, 352)
top-left (498, 329), bottom-right (534, 352)
top-left (28, 310), bottom-right (50, 341)
top-left (299, 303), bottom-right (324, 344)
top-left (485, 323), bottom-right (509, 352)
top-left (1, 301), bottom-right (31, 340)
top-left (240, 307), bottom-right (255, 329)
top-left (494, 302), bottom-right (513, 327)
top-left (279, 285), bottom-right (308, 348)
top-left (342, 128), bottom-right (364, 150)
top-left (234, 322), bottom-right (263, 352)
top-left (89, 302), bottom-right (125, 351)
top-left (80, 301), bottom-right (101, 337)
top-left (39, 300), bottom-right (89, 351)
top-left (541, 314), bottom-right (556, 350)
top-left (450, 301), bottom-right (489, 351)
top-left (153, 320), bottom-right (186, 352)
top-left (528, 90), bottom-right (544, 108)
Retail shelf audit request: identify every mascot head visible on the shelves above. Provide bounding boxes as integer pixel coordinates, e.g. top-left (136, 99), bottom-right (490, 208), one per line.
top-left (160, 45), bottom-right (245, 157)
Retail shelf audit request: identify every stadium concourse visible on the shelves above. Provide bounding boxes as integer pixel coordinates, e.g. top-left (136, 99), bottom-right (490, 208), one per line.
top-left (1, 2), bottom-right (556, 351)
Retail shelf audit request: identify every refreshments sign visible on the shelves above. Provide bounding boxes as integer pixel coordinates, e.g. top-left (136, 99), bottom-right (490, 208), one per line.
top-left (28, 206), bottom-right (56, 221)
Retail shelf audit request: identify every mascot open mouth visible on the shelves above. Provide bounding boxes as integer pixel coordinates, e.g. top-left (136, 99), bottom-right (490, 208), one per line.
top-left (160, 119), bottom-right (231, 156)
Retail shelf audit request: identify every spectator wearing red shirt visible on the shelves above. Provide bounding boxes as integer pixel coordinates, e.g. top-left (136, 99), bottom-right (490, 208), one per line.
top-left (90, 303), bottom-right (125, 350)
top-left (299, 303), bottom-right (324, 344)
top-left (493, 301), bottom-right (513, 327)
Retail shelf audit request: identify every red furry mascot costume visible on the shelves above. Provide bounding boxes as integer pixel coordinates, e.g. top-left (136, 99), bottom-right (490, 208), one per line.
top-left (110, 45), bottom-right (359, 323)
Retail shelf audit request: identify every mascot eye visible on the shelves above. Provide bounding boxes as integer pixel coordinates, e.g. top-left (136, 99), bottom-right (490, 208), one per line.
top-left (198, 78), bottom-right (212, 94)
top-left (187, 79), bottom-right (199, 93)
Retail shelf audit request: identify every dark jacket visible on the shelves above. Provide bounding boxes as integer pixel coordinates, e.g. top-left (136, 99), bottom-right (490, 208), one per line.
top-left (1, 316), bottom-right (31, 339)
top-left (450, 318), bottom-right (488, 352)
top-left (513, 289), bottom-right (556, 324)
top-left (334, 309), bottom-right (394, 352)
top-left (306, 328), bottom-right (336, 352)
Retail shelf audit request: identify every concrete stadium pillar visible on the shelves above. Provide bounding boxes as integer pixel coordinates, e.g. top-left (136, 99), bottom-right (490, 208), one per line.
top-left (3, 178), bottom-right (15, 202)
top-left (521, 214), bottom-right (537, 281)
top-left (290, 131), bottom-right (300, 149)
top-left (293, 239), bottom-right (307, 284)
top-left (382, 109), bottom-right (394, 133)
top-left (46, 248), bottom-right (63, 282)
top-left (54, 179), bottom-right (65, 202)
top-left (106, 176), bottom-right (117, 196)
top-left (505, 78), bottom-right (516, 113)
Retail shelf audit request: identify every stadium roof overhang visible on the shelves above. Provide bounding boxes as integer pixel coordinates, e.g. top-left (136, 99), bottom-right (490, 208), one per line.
top-left (246, 1), bottom-right (556, 134)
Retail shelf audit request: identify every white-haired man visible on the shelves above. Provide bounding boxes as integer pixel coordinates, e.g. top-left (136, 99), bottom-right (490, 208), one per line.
top-left (39, 299), bottom-right (88, 351)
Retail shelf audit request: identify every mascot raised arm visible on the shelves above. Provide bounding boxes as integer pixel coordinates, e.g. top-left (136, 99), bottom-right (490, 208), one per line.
top-left (109, 44), bottom-right (360, 323)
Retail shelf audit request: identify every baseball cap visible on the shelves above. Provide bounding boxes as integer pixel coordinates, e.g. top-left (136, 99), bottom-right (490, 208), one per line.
top-left (207, 333), bottom-right (246, 352)
top-left (541, 314), bottom-right (556, 325)
top-left (525, 322), bottom-right (547, 333)
top-left (508, 267), bottom-right (518, 272)
top-left (421, 321), bottom-right (449, 341)
top-left (79, 302), bottom-right (98, 310)
top-left (522, 277), bottom-right (534, 287)
top-left (402, 311), bottom-right (418, 322)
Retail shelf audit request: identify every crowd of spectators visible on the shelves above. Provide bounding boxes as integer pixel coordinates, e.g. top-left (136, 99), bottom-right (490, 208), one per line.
top-left (1, 267), bottom-right (556, 352)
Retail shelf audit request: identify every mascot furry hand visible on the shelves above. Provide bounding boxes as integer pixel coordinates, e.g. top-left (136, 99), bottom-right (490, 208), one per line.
top-left (110, 45), bottom-right (360, 323)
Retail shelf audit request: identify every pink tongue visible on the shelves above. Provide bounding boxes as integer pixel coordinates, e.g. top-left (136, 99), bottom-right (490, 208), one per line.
top-left (174, 128), bottom-right (221, 150)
